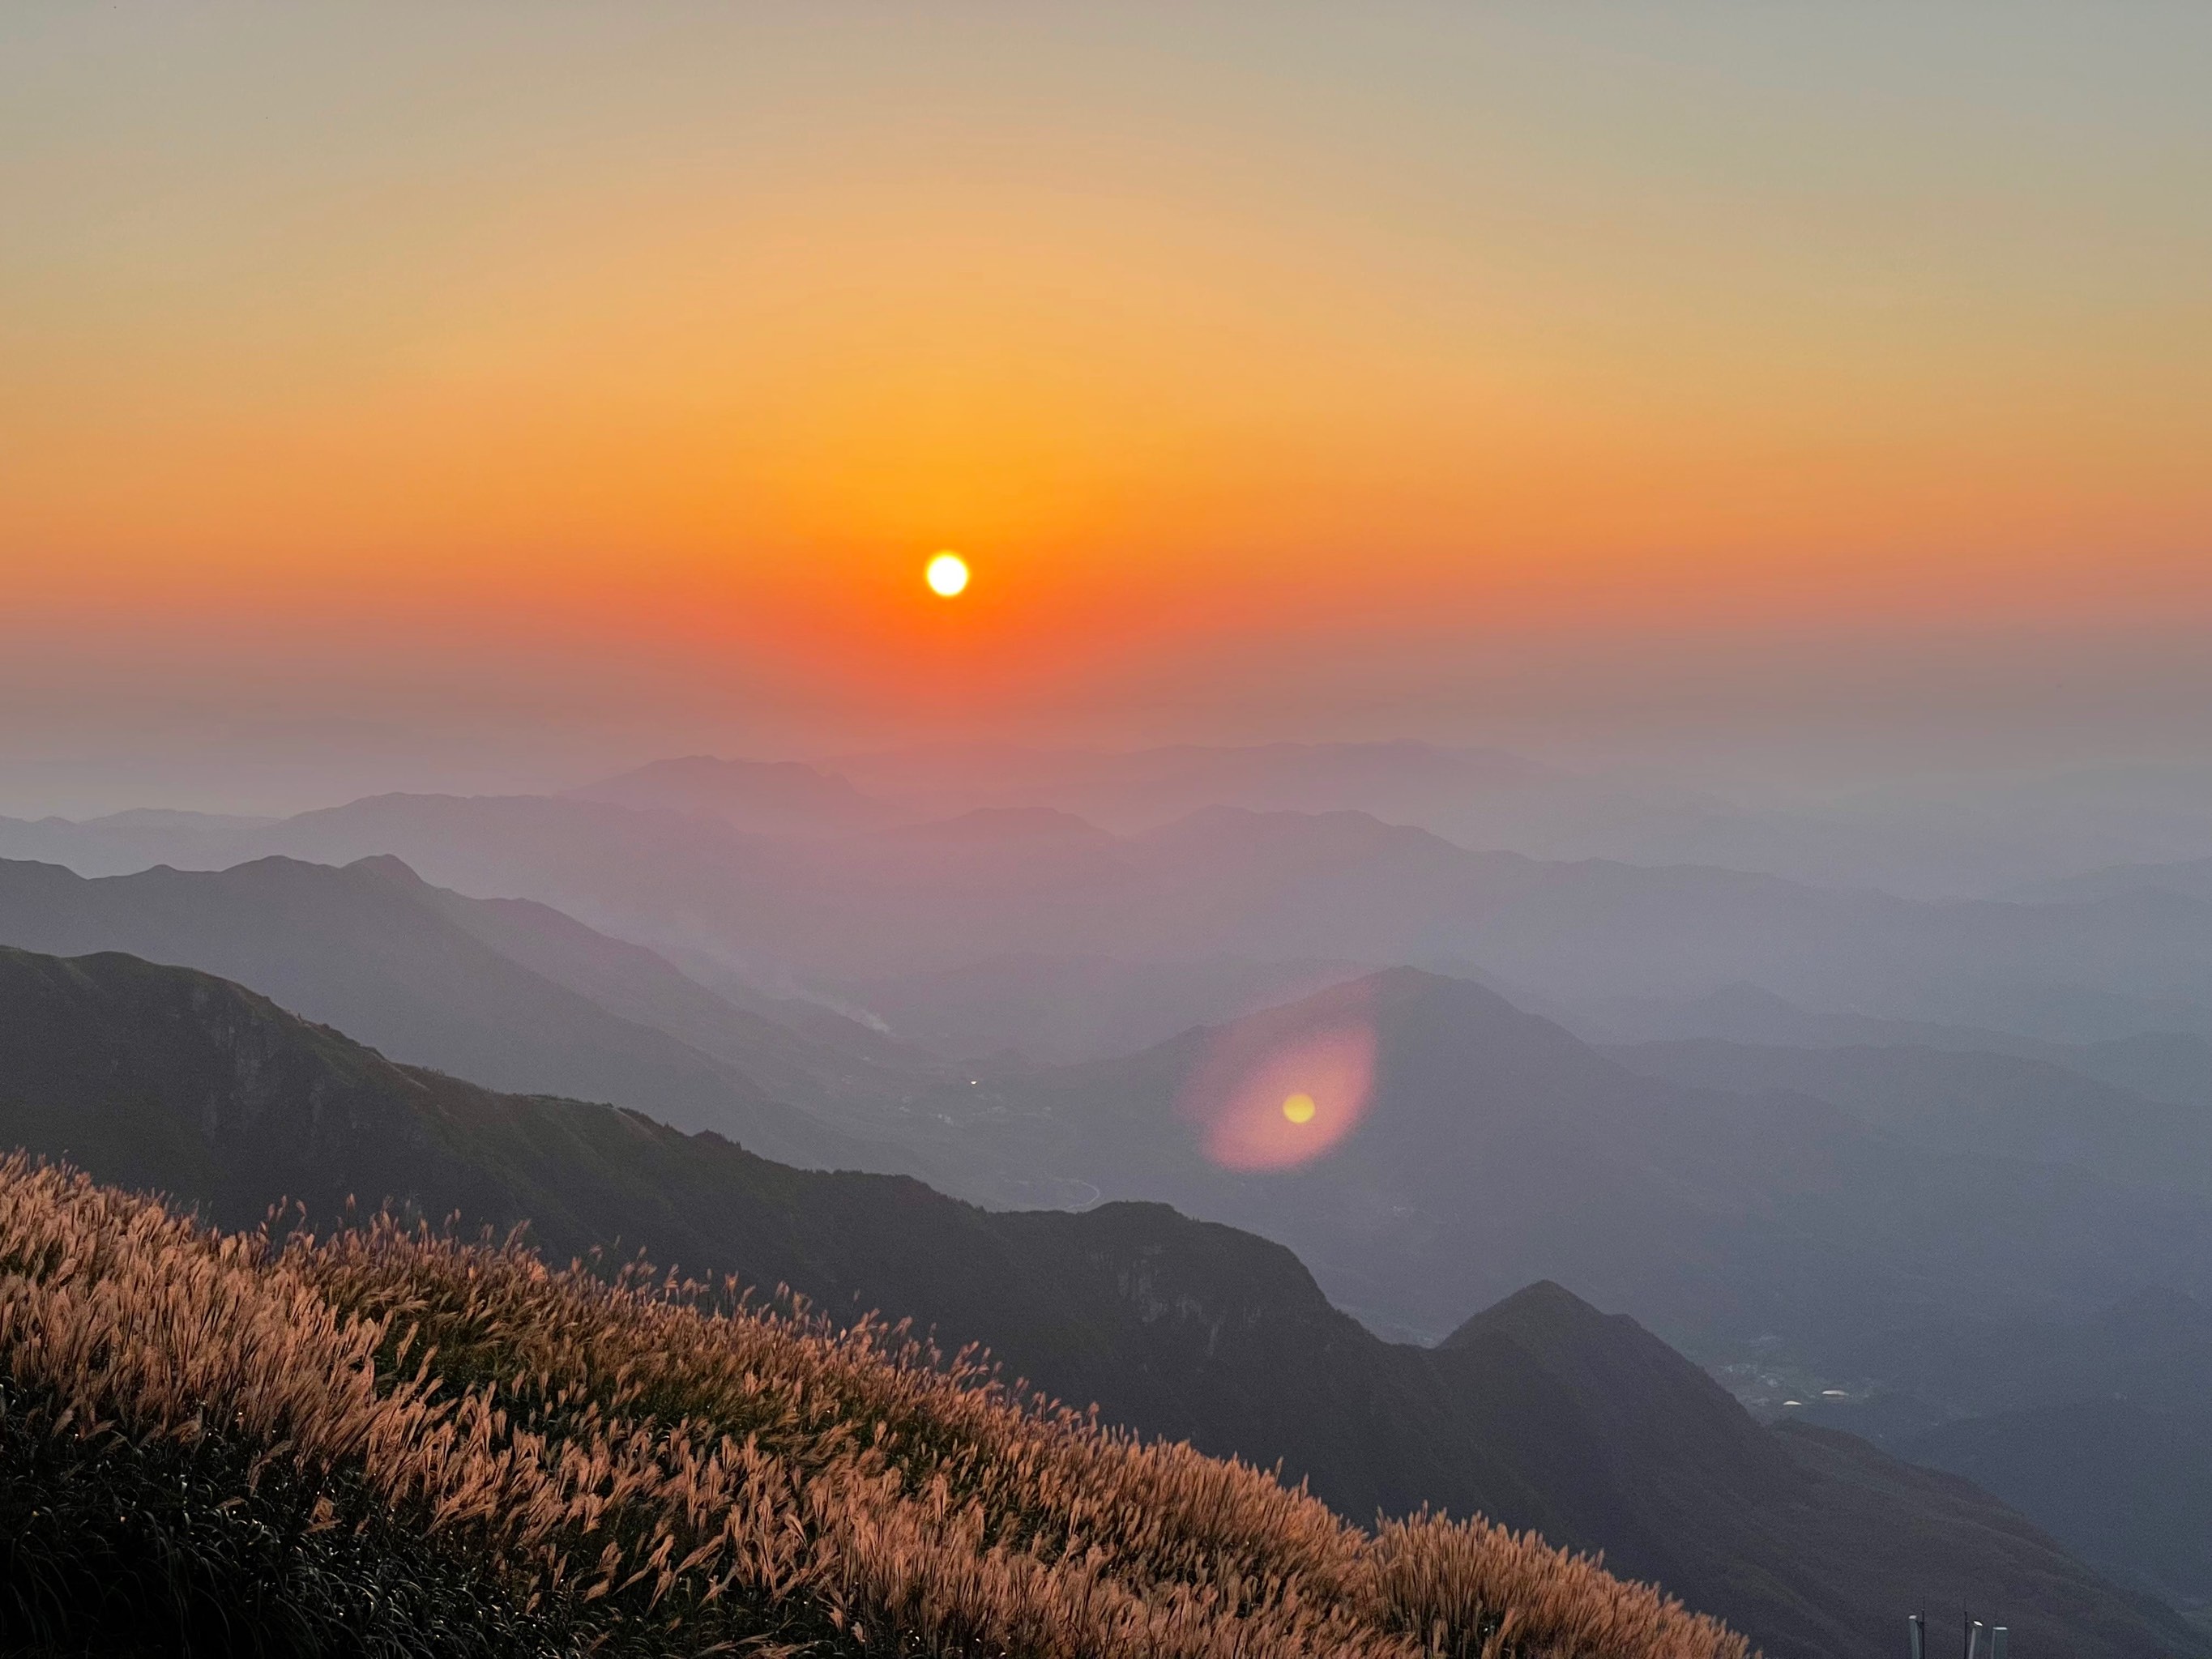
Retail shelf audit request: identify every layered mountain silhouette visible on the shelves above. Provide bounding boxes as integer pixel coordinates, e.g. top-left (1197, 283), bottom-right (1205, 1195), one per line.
top-left (566, 753), bottom-right (895, 832)
top-left (1611, 1036), bottom-right (2212, 1196)
top-left (6, 848), bottom-right (2204, 1367)
top-left (826, 740), bottom-right (1597, 842)
top-left (1903, 1401), bottom-right (2212, 1624)
top-left (2013, 852), bottom-right (2212, 906)
top-left (822, 743), bottom-right (2212, 898)
top-left (0, 852), bottom-right (934, 1174)
top-left (937, 968), bottom-right (2212, 1353)
top-left (15, 786), bottom-right (2212, 1046)
top-left (1800, 1287), bottom-right (2212, 1620)
top-left (1564, 981), bottom-right (2212, 1109)
top-left (0, 942), bottom-right (2195, 1659)
top-left (835, 951), bottom-right (1376, 1064)
top-left (0, 807), bottom-right (277, 876)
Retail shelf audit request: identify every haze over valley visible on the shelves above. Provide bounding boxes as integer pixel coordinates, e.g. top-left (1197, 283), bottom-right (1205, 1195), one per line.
top-left (9, 740), bottom-right (2212, 1644)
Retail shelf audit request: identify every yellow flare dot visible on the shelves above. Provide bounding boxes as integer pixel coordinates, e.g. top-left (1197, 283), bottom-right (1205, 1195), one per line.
top-left (926, 552), bottom-right (970, 597)
top-left (1282, 1092), bottom-right (1317, 1124)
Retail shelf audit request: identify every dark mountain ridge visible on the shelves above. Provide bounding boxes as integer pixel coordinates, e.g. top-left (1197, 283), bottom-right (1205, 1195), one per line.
top-left (0, 942), bottom-right (2191, 1659)
top-left (1793, 1288), bottom-right (2212, 1620)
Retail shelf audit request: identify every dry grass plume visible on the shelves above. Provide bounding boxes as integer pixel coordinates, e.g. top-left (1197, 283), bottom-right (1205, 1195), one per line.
top-left (0, 1155), bottom-right (1753, 1659)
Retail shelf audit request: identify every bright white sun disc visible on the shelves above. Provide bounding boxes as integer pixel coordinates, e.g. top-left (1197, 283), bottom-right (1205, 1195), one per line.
top-left (926, 552), bottom-right (970, 597)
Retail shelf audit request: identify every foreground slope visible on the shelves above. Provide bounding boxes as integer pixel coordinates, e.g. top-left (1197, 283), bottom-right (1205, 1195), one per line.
top-left (0, 1158), bottom-right (1744, 1659)
top-left (0, 946), bottom-right (2192, 1659)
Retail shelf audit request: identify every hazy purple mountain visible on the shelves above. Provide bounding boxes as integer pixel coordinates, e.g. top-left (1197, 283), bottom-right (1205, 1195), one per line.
top-left (831, 953), bottom-right (1377, 1064)
top-left (2009, 854), bottom-right (2212, 906)
top-left (830, 740), bottom-right (1576, 830)
top-left (0, 807), bottom-right (275, 876)
top-left (567, 754), bottom-right (895, 832)
top-left (15, 787), bottom-right (2212, 1047)
top-left (1608, 1037), bottom-right (2212, 1195)
top-left (826, 744), bottom-right (2212, 898)
top-left (1558, 982), bottom-right (2212, 1109)
top-left (916, 968), bottom-right (2212, 1354)
top-left (23, 744), bottom-right (2212, 906)
top-left (0, 851), bottom-right (934, 1174)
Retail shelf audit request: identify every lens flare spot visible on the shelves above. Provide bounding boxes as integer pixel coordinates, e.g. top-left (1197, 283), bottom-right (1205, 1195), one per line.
top-left (926, 551), bottom-right (970, 597)
top-left (1176, 980), bottom-right (1379, 1172)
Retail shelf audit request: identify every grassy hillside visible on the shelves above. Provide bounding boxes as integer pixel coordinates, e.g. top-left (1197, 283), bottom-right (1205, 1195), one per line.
top-left (0, 1157), bottom-right (1744, 1659)
top-left (0, 946), bottom-right (2195, 1659)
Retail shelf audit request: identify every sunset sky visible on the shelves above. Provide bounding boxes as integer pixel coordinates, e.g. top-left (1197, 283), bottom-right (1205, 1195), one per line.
top-left (4, 4), bottom-right (2209, 809)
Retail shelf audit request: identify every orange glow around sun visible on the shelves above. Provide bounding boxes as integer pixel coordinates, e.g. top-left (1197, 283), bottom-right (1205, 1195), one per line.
top-left (6, 6), bottom-right (2210, 747)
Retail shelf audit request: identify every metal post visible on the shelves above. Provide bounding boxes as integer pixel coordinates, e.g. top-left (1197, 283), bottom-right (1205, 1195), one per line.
top-left (1967, 1618), bottom-right (1984, 1659)
top-left (1991, 1628), bottom-right (2007, 1659)
top-left (1910, 1613), bottom-right (1925, 1659)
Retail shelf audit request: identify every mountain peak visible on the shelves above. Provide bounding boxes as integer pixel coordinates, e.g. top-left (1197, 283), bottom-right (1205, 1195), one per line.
top-left (344, 851), bottom-right (430, 887)
top-left (1441, 1279), bottom-right (1800, 1499)
top-left (1441, 1278), bottom-right (1615, 1350)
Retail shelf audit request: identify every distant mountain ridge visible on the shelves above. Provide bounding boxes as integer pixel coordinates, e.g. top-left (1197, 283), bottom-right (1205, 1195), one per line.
top-left (0, 941), bottom-right (2193, 1659)
top-left (0, 807), bottom-right (278, 876)
top-left (933, 966), bottom-right (2212, 1354)
top-left (1796, 1287), bottom-right (2212, 1619)
top-left (829, 740), bottom-right (1572, 833)
top-left (1568, 981), bottom-right (2212, 1110)
top-left (14, 784), bottom-right (2212, 1046)
top-left (566, 753), bottom-right (895, 831)
top-left (834, 952), bottom-right (1377, 1064)
top-left (2010, 853), bottom-right (2212, 906)
top-left (1609, 1035), bottom-right (2212, 1196)
top-left (4, 845), bottom-right (2206, 1370)
top-left (0, 852), bottom-right (933, 1175)
top-left (20, 741), bottom-right (2212, 902)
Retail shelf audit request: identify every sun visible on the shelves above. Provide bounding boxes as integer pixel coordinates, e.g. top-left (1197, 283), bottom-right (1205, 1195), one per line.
top-left (925, 551), bottom-right (970, 598)
top-left (1281, 1092), bottom-right (1317, 1124)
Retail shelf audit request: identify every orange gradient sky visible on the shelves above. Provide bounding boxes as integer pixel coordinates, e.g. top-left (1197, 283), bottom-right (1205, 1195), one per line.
top-left (3, 5), bottom-right (2210, 804)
